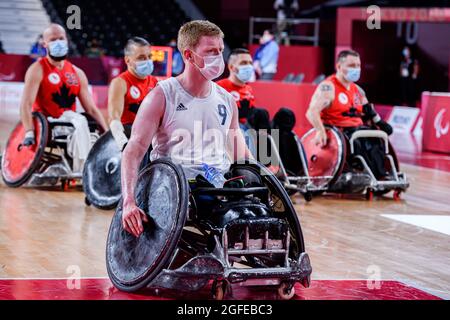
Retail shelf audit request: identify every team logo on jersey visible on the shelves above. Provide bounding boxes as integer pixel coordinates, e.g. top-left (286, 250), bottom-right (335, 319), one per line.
top-left (230, 91), bottom-right (240, 101)
top-left (48, 73), bottom-right (61, 85)
top-left (338, 92), bottom-right (349, 104)
top-left (176, 103), bottom-right (188, 111)
top-left (130, 86), bottom-right (141, 99)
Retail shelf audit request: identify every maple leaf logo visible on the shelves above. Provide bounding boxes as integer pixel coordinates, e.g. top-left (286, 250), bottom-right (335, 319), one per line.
top-left (52, 83), bottom-right (77, 110)
top-left (128, 103), bottom-right (141, 114)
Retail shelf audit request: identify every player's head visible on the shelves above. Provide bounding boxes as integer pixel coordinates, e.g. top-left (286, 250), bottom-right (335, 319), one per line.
top-left (336, 49), bottom-right (361, 83)
top-left (178, 20), bottom-right (225, 80)
top-left (260, 29), bottom-right (274, 44)
top-left (227, 48), bottom-right (253, 84)
top-left (124, 37), bottom-right (153, 78)
top-left (42, 23), bottom-right (68, 61)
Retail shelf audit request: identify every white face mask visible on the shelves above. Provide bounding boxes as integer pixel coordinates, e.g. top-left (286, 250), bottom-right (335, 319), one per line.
top-left (191, 51), bottom-right (225, 81)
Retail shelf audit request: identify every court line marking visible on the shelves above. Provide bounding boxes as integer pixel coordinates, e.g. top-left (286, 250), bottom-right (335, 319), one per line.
top-left (381, 214), bottom-right (450, 236)
top-left (401, 162), bottom-right (450, 175)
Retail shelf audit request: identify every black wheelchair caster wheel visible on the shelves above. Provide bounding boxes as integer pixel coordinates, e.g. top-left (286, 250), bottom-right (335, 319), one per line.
top-left (85, 196), bottom-right (91, 206)
top-left (303, 192), bottom-right (313, 202)
top-left (278, 282), bottom-right (296, 300)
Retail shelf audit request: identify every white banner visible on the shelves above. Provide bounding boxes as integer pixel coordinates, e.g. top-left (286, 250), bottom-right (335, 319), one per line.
top-left (387, 106), bottom-right (421, 133)
top-left (0, 81), bottom-right (88, 114)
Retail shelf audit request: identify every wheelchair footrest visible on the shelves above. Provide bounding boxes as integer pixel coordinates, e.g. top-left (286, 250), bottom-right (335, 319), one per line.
top-left (225, 252), bottom-right (312, 285)
top-left (223, 218), bottom-right (290, 264)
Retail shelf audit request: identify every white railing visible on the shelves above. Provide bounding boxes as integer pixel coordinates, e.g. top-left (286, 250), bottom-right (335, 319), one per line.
top-left (249, 17), bottom-right (320, 46)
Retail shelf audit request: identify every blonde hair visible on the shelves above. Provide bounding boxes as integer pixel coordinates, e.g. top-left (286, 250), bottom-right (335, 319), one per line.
top-left (177, 20), bottom-right (224, 53)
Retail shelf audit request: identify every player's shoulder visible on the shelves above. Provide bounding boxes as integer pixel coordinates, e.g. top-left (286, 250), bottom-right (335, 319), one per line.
top-left (148, 75), bottom-right (159, 85)
top-left (213, 81), bottom-right (234, 100)
top-left (216, 78), bottom-right (230, 87)
top-left (317, 79), bottom-right (335, 92)
top-left (28, 59), bottom-right (43, 72)
top-left (110, 75), bottom-right (127, 90)
top-left (72, 64), bottom-right (87, 79)
top-left (25, 60), bottom-right (44, 80)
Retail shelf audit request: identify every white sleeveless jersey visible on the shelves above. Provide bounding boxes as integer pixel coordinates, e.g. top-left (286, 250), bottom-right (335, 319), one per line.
top-left (150, 77), bottom-right (235, 178)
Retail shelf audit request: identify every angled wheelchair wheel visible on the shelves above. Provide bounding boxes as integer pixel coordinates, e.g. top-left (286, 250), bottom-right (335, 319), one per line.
top-left (230, 161), bottom-right (306, 258)
top-left (301, 126), bottom-right (346, 189)
top-left (1, 112), bottom-right (48, 187)
top-left (83, 131), bottom-right (122, 210)
top-left (106, 158), bottom-right (189, 292)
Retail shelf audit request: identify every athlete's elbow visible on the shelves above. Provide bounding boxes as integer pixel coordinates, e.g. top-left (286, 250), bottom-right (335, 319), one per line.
top-left (306, 108), bottom-right (315, 124)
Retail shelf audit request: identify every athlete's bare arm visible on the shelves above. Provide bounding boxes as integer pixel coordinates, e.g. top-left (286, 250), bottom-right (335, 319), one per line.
top-left (306, 80), bottom-right (335, 147)
top-left (228, 100), bottom-right (254, 161)
top-left (74, 66), bottom-right (108, 132)
top-left (355, 84), bottom-right (369, 105)
top-left (107, 77), bottom-right (129, 149)
top-left (121, 85), bottom-right (165, 237)
top-left (108, 77), bottom-right (127, 121)
top-left (20, 62), bottom-right (43, 132)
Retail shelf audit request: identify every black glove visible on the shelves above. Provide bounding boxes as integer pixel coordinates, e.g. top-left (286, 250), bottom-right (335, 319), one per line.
top-left (362, 103), bottom-right (393, 135)
top-left (376, 120), bottom-right (393, 136)
top-left (22, 130), bottom-right (35, 146)
top-left (239, 99), bottom-right (251, 120)
top-left (362, 103), bottom-right (378, 122)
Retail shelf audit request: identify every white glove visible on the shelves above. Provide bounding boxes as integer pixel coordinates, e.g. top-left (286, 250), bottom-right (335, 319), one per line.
top-left (23, 130), bottom-right (36, 146)
top-left (110, 119), bottom-right (128, 151)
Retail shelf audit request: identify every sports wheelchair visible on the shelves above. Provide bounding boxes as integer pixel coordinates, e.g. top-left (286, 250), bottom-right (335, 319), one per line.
top-left (241, 108), bottom-right (318, 201)
top-left (300, 124), bottom-right (409, 200)
top-left (83, 125), bottom-right (153, 210)
top-left (106, 158), bottom-right (312, 300)
top-left (1, 112), bottom-right (101, 189)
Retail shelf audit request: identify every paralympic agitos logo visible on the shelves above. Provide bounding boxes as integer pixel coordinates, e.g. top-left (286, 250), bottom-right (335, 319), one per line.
top-left (434, 108), bottom-right (449, 139)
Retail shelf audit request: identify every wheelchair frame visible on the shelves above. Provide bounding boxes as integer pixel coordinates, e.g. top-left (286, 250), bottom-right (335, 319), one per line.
top-left (301, 126), bottom-right (409, 199)
top-left (1, 112), bottom-right (100, 189)
top-left (106, 159), bottom-right (312, 300)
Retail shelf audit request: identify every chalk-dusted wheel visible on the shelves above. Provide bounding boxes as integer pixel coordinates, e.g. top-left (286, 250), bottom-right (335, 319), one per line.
top-left (106, 158), bottom-right (189, 292)
top-left (83, 131), bottom-right (122, 210)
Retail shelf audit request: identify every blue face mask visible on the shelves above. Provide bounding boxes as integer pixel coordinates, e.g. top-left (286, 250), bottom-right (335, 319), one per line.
top-left (345, 67), bottom-right (361, 82)
top-left (135, 59), bottom-right (154, 77)
top-left (236, 65), bottom-right (254, 83)
top-left (48, 40), bottom-right (68, 58)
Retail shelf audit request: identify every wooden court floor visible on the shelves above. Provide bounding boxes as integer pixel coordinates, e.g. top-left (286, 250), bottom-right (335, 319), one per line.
top-left (0, 114), bottom-right (449, 299)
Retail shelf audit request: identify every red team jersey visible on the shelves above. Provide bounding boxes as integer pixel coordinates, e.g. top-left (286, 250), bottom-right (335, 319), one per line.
top-left (32, 58), bottom-right (80, 118)
top-left (118, 71), bottom-right (158, 125)
top-left (321, 74), bottom-right (363, 128)
top-left (216, 78), bottom-right (255, 123)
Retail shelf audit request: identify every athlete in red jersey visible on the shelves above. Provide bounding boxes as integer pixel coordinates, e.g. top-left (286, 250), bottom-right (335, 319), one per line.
top-left (217, 48), bottom-right (255, 124)
top-left (108, 37), bottom-right (158, 150)
top-left (306, 50), bottom-right (393, 179)
top-left (306, 50), bottom-right (371, 147)
top-left (20, 24), bottom-right (107, 146)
